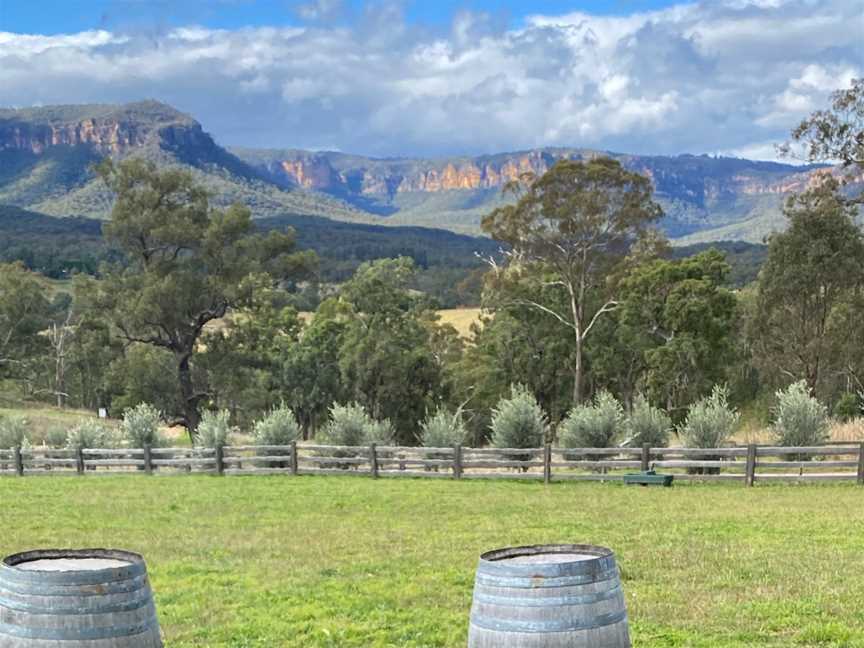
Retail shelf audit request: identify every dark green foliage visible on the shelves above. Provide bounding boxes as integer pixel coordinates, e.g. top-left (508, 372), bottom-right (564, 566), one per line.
top-left (106, 345), bottom-right (183, 419)
top-left (0, 262), bottom-right (51, 379)
top-left (280, 307), bottom-right (348, 438)
top-left (671, 241), bottom-right (767, 288)
top-left (613, 250), bottom-right (739, 419)
top-left (336, 258), bottom-right (446, 445)
top-left (200, 284), bottom-right (304, 427)
top-left (0, 208), bottom-right (497, 307)
top-left (751, 178), bottom-right (864, 401)
top-left (482, 157), bottom-right (665, 404)
top-left (833, 392), bottom-right (861, 422)
top-left (0, 206), bottom-right (116, 278)
top-left (90, 158), bottom-right (313, 436)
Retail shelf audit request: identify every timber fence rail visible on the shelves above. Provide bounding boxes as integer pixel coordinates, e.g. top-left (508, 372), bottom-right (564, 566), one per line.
top-left (1, 442), bottom-right (863, 485)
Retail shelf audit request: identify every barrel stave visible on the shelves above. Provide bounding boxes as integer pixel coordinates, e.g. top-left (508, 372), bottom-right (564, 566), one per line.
top-left (468, 544), bottom-right (630, 648)
top-left (0, 549), bottom-right (163, 647)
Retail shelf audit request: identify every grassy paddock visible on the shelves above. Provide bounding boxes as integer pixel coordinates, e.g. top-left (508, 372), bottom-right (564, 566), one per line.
top-left (1, 477), bottom-right (863, 647)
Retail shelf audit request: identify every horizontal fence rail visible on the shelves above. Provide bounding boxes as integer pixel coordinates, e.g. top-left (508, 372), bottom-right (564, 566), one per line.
top-left (1, 443), bottom-right (862, 485)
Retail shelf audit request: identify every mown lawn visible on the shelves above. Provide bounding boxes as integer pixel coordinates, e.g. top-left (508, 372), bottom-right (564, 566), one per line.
top-left (2, 476), bottom-right (863, 647)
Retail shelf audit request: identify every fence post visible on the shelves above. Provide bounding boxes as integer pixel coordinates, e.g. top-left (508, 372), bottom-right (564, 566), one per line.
top-left (641, 443), bottom-right (650, 472)
top-left (290, 441), bottom-right (299, 476)
top-left (454, 444), bottom-right (463, 479)
top-left (13, 447), bottom-right (23, 477)
top-left (76, 447), bottom-right (85, 475)
top-left (215, 445), bottom-right (224, 476)
top-left (370, 443), bottom-right (379, 479)
top-left (143, 445), bottom-right (152, 475)
top-left (543, 444), bottom-right (552, 484)
top-left (857, 442), bottom-right (864, 486)
top-left (745, 443), bottom-right (757, 487)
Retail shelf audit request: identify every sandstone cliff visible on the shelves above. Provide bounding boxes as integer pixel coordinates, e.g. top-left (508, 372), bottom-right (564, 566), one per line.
top-left (244, 147), bottom-right (832, 209)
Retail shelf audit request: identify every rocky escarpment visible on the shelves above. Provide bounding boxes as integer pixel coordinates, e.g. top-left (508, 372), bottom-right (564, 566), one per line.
top-left (0, 100), bottom-right (203, 157)
top-left (242, 147), bottom-right (832, 208)
top-left (254, 149), bottom-right (561, 196)
top-left (0, 119), bottom-right (148, 155)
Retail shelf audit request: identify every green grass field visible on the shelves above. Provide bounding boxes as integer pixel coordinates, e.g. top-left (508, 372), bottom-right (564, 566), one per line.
top-left (2, 476), bottom-right (863, 647)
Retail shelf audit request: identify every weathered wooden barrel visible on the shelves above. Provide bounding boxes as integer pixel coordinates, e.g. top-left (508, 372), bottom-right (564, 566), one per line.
top-left (0, 549), bottom-right (163, 647)
top-left (468, 544), bottom-right (630, 648)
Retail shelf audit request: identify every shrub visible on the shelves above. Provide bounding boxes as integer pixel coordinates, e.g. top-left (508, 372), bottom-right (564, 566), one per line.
top-left (421, 408), bottom-right (467, 448)
top-left (253, 405), bottom-right (301, 446)
top-left (624, 395), bottom-right (671, 448)
top-left (321, 403), bottom-right (393, 447)
top-left (833, 392), bottom-right (861, 422)
top-left (772, 381), bottom-right (829, 448)
top-left (363, 419), bottom-right (395, 446)
top-left (559, 390), bottom-right (623, 449)
top-left (120, 403), bottom-right (165, 448)
top-left (0, 416), bottom-right (28, 450)
top-left (490, 385), bottom-right (547, 449)
top-left (66, 420), bottom-right (113, 450)
top-left (195, 410), bottom-right (233, 449)
top-left (44, 426), bottom-right (69, 449)
top-left (678, 385), bottom-right (739, 448)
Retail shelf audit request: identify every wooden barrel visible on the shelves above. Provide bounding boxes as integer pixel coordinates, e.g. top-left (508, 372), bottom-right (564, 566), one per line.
top-left (468, 544), bottom-right (630, 648)
top-left (0, 549), bottom-right (163, 647)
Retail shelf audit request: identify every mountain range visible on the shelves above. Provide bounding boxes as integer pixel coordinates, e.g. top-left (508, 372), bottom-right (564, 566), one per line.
top-left (0, 99), bottom-right (846, 243)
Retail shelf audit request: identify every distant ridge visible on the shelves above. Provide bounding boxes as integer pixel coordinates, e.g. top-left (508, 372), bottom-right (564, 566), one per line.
top-left (232, 146), bottom-right (835, 240)
top-left (0, 99), bottom-right (853, 243)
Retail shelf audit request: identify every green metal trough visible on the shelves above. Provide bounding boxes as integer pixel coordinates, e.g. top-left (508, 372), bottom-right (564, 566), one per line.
top-left (623, 469), bottom-right (674, 487)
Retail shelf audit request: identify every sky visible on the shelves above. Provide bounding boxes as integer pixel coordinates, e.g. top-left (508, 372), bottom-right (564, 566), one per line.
top-left (0, 0), bottom-right (861, 160)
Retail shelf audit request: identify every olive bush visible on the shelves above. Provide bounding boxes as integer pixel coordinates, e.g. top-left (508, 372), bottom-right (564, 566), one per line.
top-left (195, 410), bottom-right (233, 449)
top-left (624, 395), bottom-right (671, 448)
top-left (678, 385), bottom-right (739, 448)
top-left (421, 408), bottom-right (467, 448)
top-left (772, 381), bottom-right (829, 447)
top-left (559, 390), bottom-right (623, 448)
top-left (321, 403), bottom-right (394, 447)
top-left (490, 385), bottom-right (547, 449)
top-left (0, 416), bottom-right (28, 450)
top-left (66, 420), bottom-right (114, 450)
top-left (253, 405), bottom-right (301, 445)
top-left (120, 403), bottom-right (165, 448)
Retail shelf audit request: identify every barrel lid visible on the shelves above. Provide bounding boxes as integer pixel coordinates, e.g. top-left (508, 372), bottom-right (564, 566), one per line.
top-left (1, 549), bottom-right (147, 585)
top-left (476, 544), bottom-right (617, 579)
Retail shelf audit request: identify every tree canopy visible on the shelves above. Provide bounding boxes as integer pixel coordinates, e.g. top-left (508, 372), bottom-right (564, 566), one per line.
top-left (91, 158), bottom-right (314, 435)
top-left (481, 157), bottom-right (664, 403)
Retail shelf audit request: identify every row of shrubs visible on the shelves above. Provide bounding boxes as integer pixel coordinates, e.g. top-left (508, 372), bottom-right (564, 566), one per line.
top-left (0, 381), bottom-right (849, 452)
top-left (490, 381), bottom-right (841, 450)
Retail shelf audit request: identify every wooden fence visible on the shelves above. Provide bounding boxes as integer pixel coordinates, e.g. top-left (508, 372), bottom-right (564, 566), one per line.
top-left (1, 443), bottom-right (862, 485)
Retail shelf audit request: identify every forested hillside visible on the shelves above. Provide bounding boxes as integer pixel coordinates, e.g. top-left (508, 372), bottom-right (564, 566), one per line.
top-left (1, 100), bottom-right (851, 243)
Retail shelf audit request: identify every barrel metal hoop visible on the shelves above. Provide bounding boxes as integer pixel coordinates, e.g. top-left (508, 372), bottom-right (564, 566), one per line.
top-left (0, 618), bottom-right (158, 640)
top-left (470, 609), bottom-right (628, 633)
top-left (0, 591), bottom-right (153, 615)
top-left (0, 564), bottom-right (146, 586)
top-left (473, 583), bottom-right (622, 608)
top-left (0, 549), bottom-right (147, 586)
top-left (475, 568), bottom-right (620, 589)
top-left (0, 574), bottom-right (149, 597)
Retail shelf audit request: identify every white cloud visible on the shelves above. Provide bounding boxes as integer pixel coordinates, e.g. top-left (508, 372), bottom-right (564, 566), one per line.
top-left (0, 0), bottom-right (860, 159)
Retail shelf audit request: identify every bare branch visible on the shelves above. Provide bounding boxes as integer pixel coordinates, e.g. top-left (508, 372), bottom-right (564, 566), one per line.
top-left (582, 300), bottom-right (619, 339)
